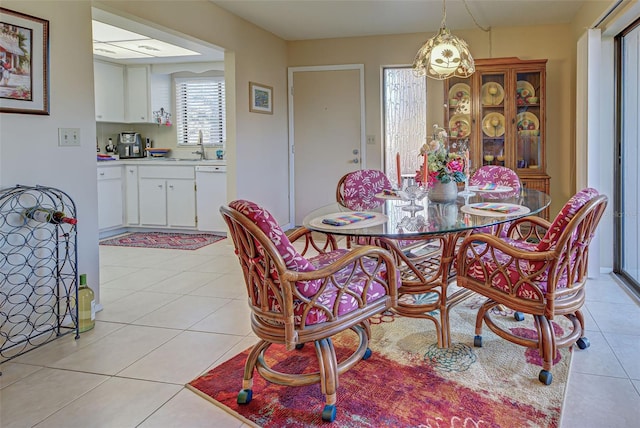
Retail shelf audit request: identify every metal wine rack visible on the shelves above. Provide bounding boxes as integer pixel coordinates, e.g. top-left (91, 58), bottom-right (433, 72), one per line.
top-left (0, 185), bottom-right (79, 366)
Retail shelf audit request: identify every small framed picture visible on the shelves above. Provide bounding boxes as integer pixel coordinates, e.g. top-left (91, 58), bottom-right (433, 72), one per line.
top-left (0, 8), bottom-right (50, 115)
top-left (249, 82), bottom-right (273, 114)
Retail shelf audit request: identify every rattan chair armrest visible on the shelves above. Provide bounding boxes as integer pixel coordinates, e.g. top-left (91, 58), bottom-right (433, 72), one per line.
top-left (458, 232), bottom-right (554, 262)
top-left (286, 245), bottom-right (393, 279)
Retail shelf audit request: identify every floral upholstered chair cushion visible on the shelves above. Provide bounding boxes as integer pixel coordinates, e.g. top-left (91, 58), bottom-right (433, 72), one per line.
top-left (342, 169), bottom-right (393, 211)
top-left (229, 200), bottom-right (321, 297)
top-left (469, 166), bottom-right (521, 236)
top-left (536, 187), bottom-right (599, 251)
top-left (228, 200), bottom-right (399, 326)
top-left (470, 165), bottom-right (521, 191)
top-left (269, 249), bottom-right (400, 326)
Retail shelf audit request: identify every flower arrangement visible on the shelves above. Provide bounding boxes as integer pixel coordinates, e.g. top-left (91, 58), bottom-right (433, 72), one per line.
top-left (416, 126), bottom-right (467, 187)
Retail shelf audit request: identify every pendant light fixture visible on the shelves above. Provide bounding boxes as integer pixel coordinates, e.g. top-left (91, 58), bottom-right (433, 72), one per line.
top-left (413, 0), bottom-right (475, 80)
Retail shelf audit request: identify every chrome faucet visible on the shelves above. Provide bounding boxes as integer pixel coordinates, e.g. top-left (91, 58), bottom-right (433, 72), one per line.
top-left (192, 130), bottom-right (206, 160)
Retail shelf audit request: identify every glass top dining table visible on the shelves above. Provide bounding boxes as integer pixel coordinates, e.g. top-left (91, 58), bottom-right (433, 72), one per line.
top-left (302, 187), bottom-right (551, 349)
top-left (302, 188), bottom-right (551, 239)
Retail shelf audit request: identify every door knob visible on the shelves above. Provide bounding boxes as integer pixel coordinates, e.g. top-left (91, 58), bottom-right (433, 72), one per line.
top-left (352, 158), bottom-right (360, 164)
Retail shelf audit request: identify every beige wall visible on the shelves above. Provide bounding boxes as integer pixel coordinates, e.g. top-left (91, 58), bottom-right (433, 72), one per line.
top-left (289, 24), bottom-right (579, 216)
top-left (0, 1), bottom-right (101, 298)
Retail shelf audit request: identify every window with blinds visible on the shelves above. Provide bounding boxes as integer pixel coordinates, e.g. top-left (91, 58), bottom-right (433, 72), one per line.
top-left (175, 77), bottom-right (225, 146)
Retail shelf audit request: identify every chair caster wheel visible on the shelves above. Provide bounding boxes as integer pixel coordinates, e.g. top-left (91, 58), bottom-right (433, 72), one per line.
top-left (514, 311), bottom-right (525, 321)
top-left (362, 348), bottom-right (372, 360)
top-left (322, 404), bottom-right (337, 422)
top-left (295, 343), bottom-right (305, 350)
top-left (576, 337), bottom-right (590, 350)
top-left (237, 388), bottom-right (253, 404)
top-left (474, 335), bottom-right (483, 347)
top-left (538, 370), bottom-right (553, 385)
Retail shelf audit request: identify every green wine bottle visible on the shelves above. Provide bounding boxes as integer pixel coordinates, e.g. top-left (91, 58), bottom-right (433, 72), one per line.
top-left (78, 274), bottom-right (95, 333)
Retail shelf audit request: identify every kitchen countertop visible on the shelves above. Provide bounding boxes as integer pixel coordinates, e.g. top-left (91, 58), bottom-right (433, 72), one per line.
top-left (97, 158), bottom-right (226, 167)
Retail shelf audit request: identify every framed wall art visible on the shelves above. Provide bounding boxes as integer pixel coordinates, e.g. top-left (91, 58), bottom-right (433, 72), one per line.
top-left (0, 8), bottom-right (50, 115)
top-left (249, 81), bottom-right (273, 114)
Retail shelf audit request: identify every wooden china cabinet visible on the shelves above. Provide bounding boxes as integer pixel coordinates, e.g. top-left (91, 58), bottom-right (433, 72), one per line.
top-left (444, 57), bottom-right (550, 218)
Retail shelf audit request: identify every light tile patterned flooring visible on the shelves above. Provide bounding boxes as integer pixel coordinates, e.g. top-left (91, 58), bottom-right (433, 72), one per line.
top-left (1, 238), bottom-right (639, 427)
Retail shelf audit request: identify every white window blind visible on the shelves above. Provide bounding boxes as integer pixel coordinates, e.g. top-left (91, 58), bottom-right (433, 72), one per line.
top-left (175, 77), bottom-right (225, 145)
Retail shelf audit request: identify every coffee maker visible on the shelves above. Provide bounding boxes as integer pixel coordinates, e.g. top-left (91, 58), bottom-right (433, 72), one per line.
top-left (117, 132), bottom-right (144, 158)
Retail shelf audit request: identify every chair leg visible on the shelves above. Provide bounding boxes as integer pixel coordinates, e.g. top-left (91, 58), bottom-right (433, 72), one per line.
top-left (473, 299), bottom-right (495, 347)
top-left (534, 315), bottom-right (555, 385)
top-left (237, 340), bottom-right (269, 404)
top-left (314, 338), bottom-right (339, 422)
top-left (571, 310), bottom-right (591, 350)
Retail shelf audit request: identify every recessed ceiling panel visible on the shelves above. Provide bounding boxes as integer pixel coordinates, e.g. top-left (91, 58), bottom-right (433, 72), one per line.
top-left (110, 39), bottom-right (201, 57)
top-left (93, 42), bottom-right (153, 59)
top-left (92, 8), bottom-right (225, 63)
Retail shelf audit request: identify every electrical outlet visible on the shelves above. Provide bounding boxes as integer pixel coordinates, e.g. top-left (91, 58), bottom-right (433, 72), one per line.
top-left (366, 135), bottom-right (375, 145)
top-left (58, 128), bottom-right (81, 147)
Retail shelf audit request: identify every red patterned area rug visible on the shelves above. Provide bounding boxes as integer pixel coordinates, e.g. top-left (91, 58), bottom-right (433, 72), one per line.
top-left (100, 232), bottom-right (225, 250)
top-left (188, 294), bottom-right (571, 427)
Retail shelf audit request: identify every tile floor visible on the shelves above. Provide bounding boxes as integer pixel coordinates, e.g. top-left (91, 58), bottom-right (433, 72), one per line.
top-left (1, 238), bottom-right (639, 427)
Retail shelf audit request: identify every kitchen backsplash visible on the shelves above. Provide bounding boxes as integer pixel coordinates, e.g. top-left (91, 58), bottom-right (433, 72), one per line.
top-left (96, 122), bottom-right (222, 159)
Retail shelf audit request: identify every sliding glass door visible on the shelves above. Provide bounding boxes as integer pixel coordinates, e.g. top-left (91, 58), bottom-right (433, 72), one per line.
top-left (615, 18), bottom-right (640, 294)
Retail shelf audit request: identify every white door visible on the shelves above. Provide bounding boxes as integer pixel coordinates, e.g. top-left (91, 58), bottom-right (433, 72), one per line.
top-left (289, 65), bottom-right (365, 225)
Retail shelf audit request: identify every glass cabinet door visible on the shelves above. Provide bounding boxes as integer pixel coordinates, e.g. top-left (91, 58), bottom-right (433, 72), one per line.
top-left (479, 72), bottom-right (507, 167)
top-left (515, 71), bottom-right (543, 171)
top-left (445, 76), bottom-right (472, 154)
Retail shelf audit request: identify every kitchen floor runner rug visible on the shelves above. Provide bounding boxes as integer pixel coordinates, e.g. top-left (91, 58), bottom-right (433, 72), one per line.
top-left (99, 232), bottom-right (225, 250)
top-left (188, 294), bottom-right (572, 427)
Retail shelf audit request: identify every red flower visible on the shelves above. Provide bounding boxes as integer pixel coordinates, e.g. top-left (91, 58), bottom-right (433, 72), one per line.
top-left (447, 159), bottom-right (464, 173)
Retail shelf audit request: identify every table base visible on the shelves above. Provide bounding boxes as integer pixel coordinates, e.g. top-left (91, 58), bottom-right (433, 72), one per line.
top-left (377, 231), bottom-right (474, 348)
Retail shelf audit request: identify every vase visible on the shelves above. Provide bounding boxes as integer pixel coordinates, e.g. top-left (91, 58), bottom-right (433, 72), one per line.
top-left (428, 181), bottom-right (458, 204)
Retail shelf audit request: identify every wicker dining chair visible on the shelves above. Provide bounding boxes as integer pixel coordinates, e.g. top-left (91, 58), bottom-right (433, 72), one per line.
top-left (469, 165), bottom-right (522, 237)
top-left (456, 188), bottom-right (608, 384)
top-left (336, 169), bottom-right (394, 211)
top-left (220, 200), bottom-right (399, 422)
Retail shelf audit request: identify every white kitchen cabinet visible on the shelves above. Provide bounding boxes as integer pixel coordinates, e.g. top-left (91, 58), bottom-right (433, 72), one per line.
top-left (97, 166), bottom-right (123, 230)
top-left (94, 61), bottom-right (125, 122)
top-left (167, 179), bottom-right (197, 227)
top-left (125, 65), bottom-right (150, 123)
top-left (94, 61), bottom-right (171, 124)
top-left (139, 178), bottom-right (167, 226)
top-left (130, 69), bottom-right (171, 124)
top-left (150, 73), bottom-right (171, 121)
top-left (124, 165), bottom-right (139, 225)
top-left (138, 166), bottom-right (196, 228)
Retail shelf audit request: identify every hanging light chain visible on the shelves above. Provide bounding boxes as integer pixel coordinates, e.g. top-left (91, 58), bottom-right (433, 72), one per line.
top-left (440, 0), bottom-right (447, 29)
top-left (462, 0), bottom-right (490, 32)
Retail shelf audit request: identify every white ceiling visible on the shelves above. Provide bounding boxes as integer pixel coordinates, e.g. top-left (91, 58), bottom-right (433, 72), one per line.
top-left (94, 0), bottom-right (610, 63)
top-left (210, 0), bottom-right (606, 41)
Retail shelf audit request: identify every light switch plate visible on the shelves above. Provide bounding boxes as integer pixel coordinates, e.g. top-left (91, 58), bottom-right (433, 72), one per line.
top-left (58, 128), bottom-right (81, 147)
